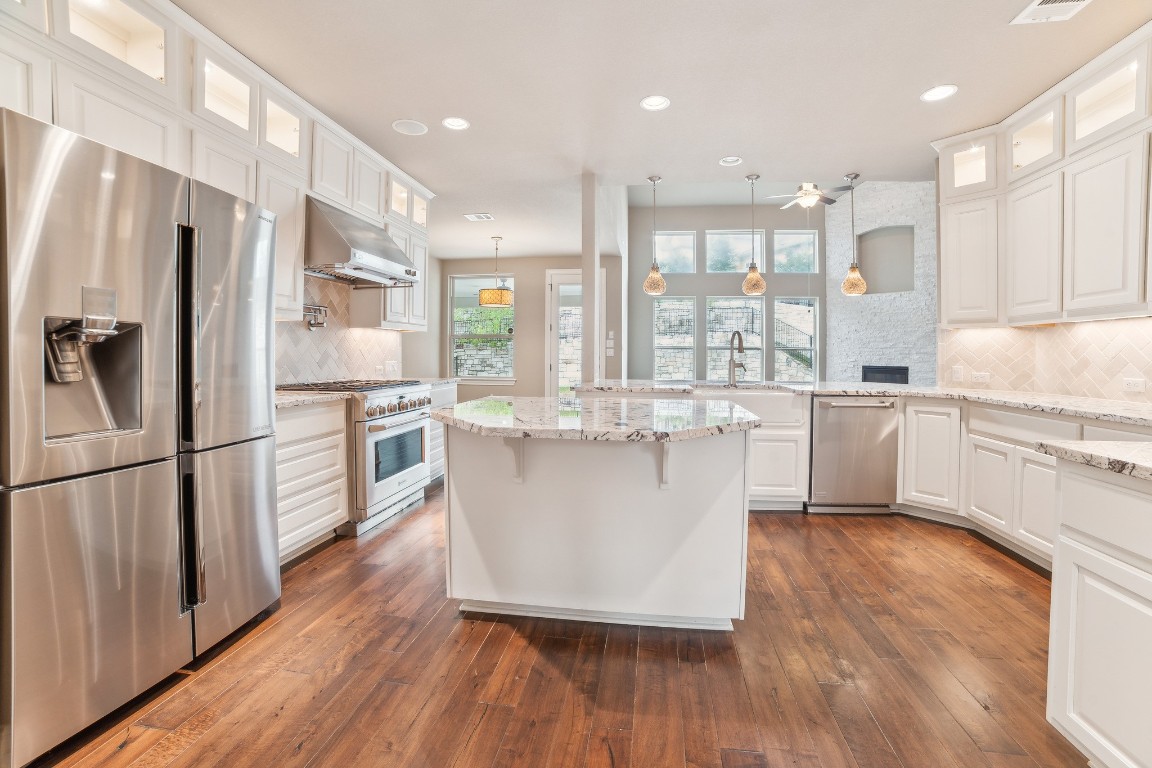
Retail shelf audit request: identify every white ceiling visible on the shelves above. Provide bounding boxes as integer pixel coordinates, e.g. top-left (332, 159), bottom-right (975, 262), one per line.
top-left (171, 0), bottom-right (1152, 259)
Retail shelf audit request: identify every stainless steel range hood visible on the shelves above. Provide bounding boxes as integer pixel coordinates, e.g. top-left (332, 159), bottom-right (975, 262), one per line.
top-left (304, 196), bottom-right (419, 287)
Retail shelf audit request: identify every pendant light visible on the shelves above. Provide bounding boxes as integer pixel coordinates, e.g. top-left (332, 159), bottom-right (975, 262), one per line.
top-left (478, 236), bottom-right (513, 307)
top-left (839, 172), bottom-right (867, 296)
top-left (741, 173), bottom-right (767, 296)
top-left (642, 175), bottom-right (667, 296)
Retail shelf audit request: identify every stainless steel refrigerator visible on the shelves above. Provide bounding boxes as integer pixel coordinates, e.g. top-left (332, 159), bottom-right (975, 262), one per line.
top-left (0, 110), bottom-right (280, 768)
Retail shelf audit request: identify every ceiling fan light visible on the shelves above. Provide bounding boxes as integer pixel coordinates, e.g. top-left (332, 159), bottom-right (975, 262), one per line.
top-left (841, 264), bottom-right (868, 296)
top-left (742, 263), bottom-right (767, 296)
top-left (797, 194), bottom-right (820, 209)
top-left (643, 264), bottom-right (667, 296)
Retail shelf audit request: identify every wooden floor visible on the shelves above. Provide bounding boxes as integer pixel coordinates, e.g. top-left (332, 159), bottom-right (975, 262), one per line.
top-left (36, 485), bottom-right (1086, 768)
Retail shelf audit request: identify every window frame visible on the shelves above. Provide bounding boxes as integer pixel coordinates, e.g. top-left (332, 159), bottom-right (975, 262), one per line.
top-left (704, 229), bottom-right (765, 274)
top-left (652, 296), bottom-right (696, 382)
top-left (772, 229), bottom-right (820, 275)
top-left (704, 296), bottom-right (765, 383)
top-left (773, 296), bottom-right (818, 383)
top-left (653, 230), bottom-right (697, 274)
top-left (449, 274), bottom-right (517, 385)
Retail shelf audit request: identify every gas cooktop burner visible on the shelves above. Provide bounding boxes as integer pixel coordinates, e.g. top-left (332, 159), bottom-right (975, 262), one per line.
top-left (278, 379), bottom-right (421, 393)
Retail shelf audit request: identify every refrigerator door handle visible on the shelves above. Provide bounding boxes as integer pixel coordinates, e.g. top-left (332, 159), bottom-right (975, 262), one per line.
top-left (178, 454), bottom-right (205, 612)
top-left (178, 223), bottom-right (203, 450)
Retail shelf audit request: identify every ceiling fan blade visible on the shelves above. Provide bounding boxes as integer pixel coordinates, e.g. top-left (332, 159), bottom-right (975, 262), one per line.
top-left (761, 194), bottom-right (796, 200)
top-left (779, 198), bottom-right (799, 209)
top-left (825, 185), bottom-right (853, 193)
top-left (817, 195), bottom-right (837, 205)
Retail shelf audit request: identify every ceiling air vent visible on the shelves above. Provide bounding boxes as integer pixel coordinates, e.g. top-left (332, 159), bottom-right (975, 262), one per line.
top-left (463, 212), bottom-right (495, 221)
top-left (1011, 0), bottom-right (1094, 24)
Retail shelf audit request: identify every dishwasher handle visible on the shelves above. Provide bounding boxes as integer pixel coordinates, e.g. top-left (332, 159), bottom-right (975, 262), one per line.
top-left (818, 400), bottom-right (895, 409)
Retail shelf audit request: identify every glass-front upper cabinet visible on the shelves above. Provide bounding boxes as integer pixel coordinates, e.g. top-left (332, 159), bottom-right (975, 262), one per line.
top-left (193, 45), bottom-right (257, 141)
top-left (938, 133), bottom-right (998, 200)
top-left (259, 92), bottom-right (308, 169)
top-left (1006, 101), bottom-right (1063, 182)
top-left (1066, 45), bottom-right (1149, 154)
top-left (412, 194), bottom-right (428, 228)
top-left (389, 178), bottom-right (410, 218)
top-left (51, 0), bottom-right (180, 100)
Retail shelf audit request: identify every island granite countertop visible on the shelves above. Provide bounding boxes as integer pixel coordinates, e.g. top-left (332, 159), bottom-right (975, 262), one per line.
top-left (1037, 440), bottom-right (1152, 481)
top-left (432, 395), bottom-right (760, 442)
top-left (577, 380), bottom-right (1152, 428)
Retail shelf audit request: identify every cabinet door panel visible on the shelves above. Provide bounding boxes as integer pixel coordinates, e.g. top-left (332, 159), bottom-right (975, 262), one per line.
top-left (1063, 134), bottom-right (1147, 312)
top-left (55, 64), bottom-right (188, 174)
top-left (1006, 172), bottom-right (1062, 321)
top-left (311, 123), bottom-right (353, 206)
top-left (749, 432), bottom-right (805, 499)
top-left (967, 436), bottom-right (1013, 533)
top-left (1014, 448), bottom-right (1056, 555)
top-left (353, 152), bottom-right (385, 219)
top-left (258, 162), bottom-right (307, 320)
top-left (0, 28), bottom-right (52, 120)
top-left (408, 238), bottom-right (428, 326)
top-left (192, 131), bottom-right (257, 202)
top-left (384, 228), bottom-right (411, 324)
top-left (940, 198), bottom-right (999, 323)
top-left (901, 404), bottom-right (961, 511)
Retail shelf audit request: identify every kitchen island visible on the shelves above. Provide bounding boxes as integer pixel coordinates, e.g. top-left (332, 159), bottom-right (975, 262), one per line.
top-left (432, 396), bottom-right (760, 630)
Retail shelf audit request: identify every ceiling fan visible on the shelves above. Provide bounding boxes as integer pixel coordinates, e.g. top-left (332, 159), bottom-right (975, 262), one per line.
top-left (765, 175), bottom-right (858, 209)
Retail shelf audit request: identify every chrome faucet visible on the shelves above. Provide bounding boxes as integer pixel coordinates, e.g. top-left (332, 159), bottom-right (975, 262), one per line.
top-left (727, 331), bottom-right (745, 387)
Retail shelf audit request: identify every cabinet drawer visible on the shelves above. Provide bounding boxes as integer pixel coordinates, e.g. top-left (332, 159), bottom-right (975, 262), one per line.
top-left (1083, 423), bottom-right (1152, 441)
top-left (1061, 467), bottom-right (1152, 564)
top-left (276, 401), bottom-right (346, 442)
top-left (968, 405), bottom-right (1079, 444)
top-left (278, 478), bottom-right (347, 552)
top-left (275, 432), bottom-right (345, 501)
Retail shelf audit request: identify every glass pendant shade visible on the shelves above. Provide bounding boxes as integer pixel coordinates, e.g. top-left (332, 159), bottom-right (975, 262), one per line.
top-left (841, 264), bottom-right (867, 296)
top-left (741, 263), bottom-right (766, 295)
top-left (643, 264), bottom-right (667, 295)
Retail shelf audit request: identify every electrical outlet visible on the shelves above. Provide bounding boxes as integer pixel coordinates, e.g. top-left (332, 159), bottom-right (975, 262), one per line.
top-left (374, 365), bottom-right (385, 377)
top-left (385, 361), bottom-right (401, 377)
top-left (1123, 377), bottom-right (1146, 392)
top-left (971, 372), bottom-right (991, 383)
top-left (951, 365), bottom-right (964, 382)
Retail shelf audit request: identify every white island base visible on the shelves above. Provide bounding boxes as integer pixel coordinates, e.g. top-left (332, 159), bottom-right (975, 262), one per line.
top-left (443, 426), bottom-right (750, 630)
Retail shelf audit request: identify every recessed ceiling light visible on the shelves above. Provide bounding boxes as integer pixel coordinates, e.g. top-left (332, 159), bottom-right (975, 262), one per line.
top-left (920, 84), bottom-right (958, 102)
top-left (463, 213), bottom-right (495, 221)
top-left (640, 95), bottom-right (670, 111)
top-left (719, 156), bottom-right (743, 167)
top-left (442, 117), bottom-right (470, 130)
top-left (392, 119), bottom-right (428, 136)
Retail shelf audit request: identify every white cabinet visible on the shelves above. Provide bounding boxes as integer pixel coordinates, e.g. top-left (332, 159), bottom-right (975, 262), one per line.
top-left (695, 391), bottom-right (809, 509)
top-left (1006, 100), bottom-right (1063, 183)
top-left (0, 27), bottom-right (53, 120)
top-left (1049, 463), bottom-right (1152, 768)
top-left (429, 381), bottom-right (457, 481)
top-left (899, 402), bottom-right (961, 512)
top-left (274, 400), bottom-right (349, 562)
top-left (352, 151), bottom-right (386, 219)
top-left (1013, 447), bottom-right (1056, 555)
top-left (967, 435), bottom-right (1014, 533)
top-left (55, 63), bottom-right (189, 173)
top-left (349, 225), bottom-right (429, 331)
top-left (257, 161), bottom-right (307, 320)
top-left (1005, 172), bottom-right (1062, 322)
top-left (940, 197), bottom-right (999, 324)
top-left (1066, 45), bottom-right (1149, 155)
top-left (192, 130), bottom-right (256, 202)
top-left (938, 134), bottom-right (999, 200)
top-left (192, 45), bottom-right (257, 142)
top-left (311, 122), bottom-right (353, 207)
top-left (1063, 133), bottom-right (1147, 314)
top-left (259, 91), bottom-right (307, 170)
top-left (0, 0), bottom-right (46, 32)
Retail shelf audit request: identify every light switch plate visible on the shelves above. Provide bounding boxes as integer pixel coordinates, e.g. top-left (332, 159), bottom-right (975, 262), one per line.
top-left (951, 365), bottom-right (964, 381)
top-left (1123, 377), bottom-right (1146, 392)
top-left (375, 365), bottom-right (385, 377)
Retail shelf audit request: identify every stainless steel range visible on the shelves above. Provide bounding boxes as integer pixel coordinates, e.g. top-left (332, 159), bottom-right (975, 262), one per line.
top-left (278, 379), bottom-right (433, 535)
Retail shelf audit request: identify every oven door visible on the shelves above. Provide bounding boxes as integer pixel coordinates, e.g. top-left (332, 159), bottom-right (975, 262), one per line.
top-left (355, 412), bottom-right (431, 519)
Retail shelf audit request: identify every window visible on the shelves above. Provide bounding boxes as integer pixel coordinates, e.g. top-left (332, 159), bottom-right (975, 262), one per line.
top-left (450, 276), bottom-right (515, 379)
top-left (774, 298), bottom-right (816, 382)
top-left (773, 230), bottom-right (818, 273)
top-left (653, 297), bottom-right (694, 380)
top-left (654, 232), bottom-right (695, 273)
top-left (706, 230), bottom-right (763, 273)
top-left (705, 297), bottom-right (763, 382)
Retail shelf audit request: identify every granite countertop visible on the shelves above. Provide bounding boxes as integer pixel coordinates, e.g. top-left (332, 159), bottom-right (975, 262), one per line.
top-left (431, 396), bottom-right (761, 442)
top-left (1037, 440), bottom-right (1152, 481)
top-left (275, 391), bottom-right (350, 409)
top-left (578, 380), bottom-right (1152, 428)
top-left (409, 377), bottom-right (459, 386)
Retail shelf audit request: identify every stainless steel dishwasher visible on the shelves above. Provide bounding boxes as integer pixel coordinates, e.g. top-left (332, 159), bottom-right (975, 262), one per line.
top-left (809, 396), bottom-right (899, 513)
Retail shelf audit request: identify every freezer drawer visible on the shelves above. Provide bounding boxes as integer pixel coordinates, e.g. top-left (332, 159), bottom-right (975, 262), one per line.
top-left (185, 437), bottom-right (280, 653)
top-left (810, 396), bottom-right (898, 507)
top-left (2, 461), bottom-right (191, 768)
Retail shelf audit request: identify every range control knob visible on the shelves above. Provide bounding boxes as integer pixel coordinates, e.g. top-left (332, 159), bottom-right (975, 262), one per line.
top-left (365, 405), bottom-right (378, 418)
top-left (387, 403), bottom-right (398, 414)
top-left (400, 401), bottom-right (409, 411)
top-left (422, 397), bottom-right (431, 406)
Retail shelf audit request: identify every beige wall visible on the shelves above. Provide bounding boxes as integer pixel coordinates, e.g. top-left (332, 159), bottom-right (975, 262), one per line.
top-left (400, 255), bottom-right (444, 377)
top-left (439, 254), bottom-right (622, 400)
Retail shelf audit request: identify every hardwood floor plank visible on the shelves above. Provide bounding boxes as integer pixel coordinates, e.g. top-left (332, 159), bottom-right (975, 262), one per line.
top-left (492, 634), bottom-right (582, 768)
top-left (719, 748), bottom-right (769, 768)
top-left (700, 631), bottom-right (762, 754)
top-left (449, 703), bottom-right (516, 768)
top-left (584, 728), bottom-right (633, 768)
top-left (590, 624), bottom-right (640, 733)
top-left (817, 683), bottom-right (901, 768)
top-left (546, 623), bottom-right (610, 767)
top-left (630, 627), bottom-right (686, 768)
top-left (677, 631), bottom-right (723, 768)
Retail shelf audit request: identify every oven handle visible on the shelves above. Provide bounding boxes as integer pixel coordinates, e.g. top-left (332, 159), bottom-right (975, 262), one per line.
top-left (367, 414), bottom-right (429, 432)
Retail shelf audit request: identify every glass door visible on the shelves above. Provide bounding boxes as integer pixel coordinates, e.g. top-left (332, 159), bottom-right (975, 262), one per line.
top-left (546, 270), bottom-right (583, 397)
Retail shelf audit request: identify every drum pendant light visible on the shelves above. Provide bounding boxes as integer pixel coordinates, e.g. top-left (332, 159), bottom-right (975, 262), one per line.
top-left (642, 176), bottom-right (667, 296)
top-left (741, 174), bottom-right (767, 296)
top-left (478, 236), bottom-right (513, 307)
top-left (839, 173), bottom-right (868, 296)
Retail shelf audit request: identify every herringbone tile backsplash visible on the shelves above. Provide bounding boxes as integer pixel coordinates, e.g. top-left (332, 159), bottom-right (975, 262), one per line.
top-left (275, 278), bottom-right (401, 384)
top-left (939, 316), bottom-right (1152, 401)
